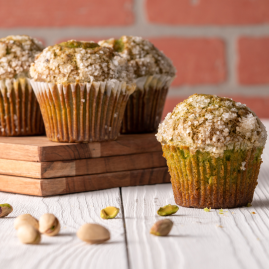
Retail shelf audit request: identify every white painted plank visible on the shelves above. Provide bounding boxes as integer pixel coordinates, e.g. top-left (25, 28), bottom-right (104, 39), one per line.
top-left (122, 120), bottom-right (269, 269)
top-left (0, 188), bottom-right (127, 269)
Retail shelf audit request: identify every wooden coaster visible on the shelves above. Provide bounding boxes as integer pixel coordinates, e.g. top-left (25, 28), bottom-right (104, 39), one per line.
top-left (0, 133), bottom-right (161, 162)
top-left (0, 167), bottom-right (170, 197)
top-left (0, 151), bottom-right (166, 179)
top-left (0, 134), bottom-right (170, 196)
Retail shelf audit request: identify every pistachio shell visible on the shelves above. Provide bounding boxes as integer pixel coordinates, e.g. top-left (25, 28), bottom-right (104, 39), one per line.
top-left (100, 206), bottom-right (119, 219)
top-left (17, 224), bottom-right (41, 244)
top-left (150, 219), bottom-right (173, 236)
top-left (0, 203), bottom-right (13, 218)
top-left (14, 214), bottom-right (39, 230)
top-left (39, 213), bottom-right (60, 236)
top-left (157, 204), bottom-right (179, 216)
top-left (77, 223), bottom-right (110, 244)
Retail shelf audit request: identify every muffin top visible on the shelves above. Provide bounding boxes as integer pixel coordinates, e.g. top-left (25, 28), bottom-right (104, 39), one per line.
top-left (157, 94), bottom-right (267, 157)
top-left (0, 35), bottom-right (44, 80)
top-left (99, 36), bottom-right (176, 78)
top-left (30, 40), bottom-right (134, 84)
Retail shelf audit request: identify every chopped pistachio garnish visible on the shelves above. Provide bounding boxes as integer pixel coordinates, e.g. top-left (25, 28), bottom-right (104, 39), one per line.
top-left (204, 207), bottom-right (211, 212)
top-left (247, 203), bottom-right (252, 207)
top-left (219, 209), bottom-right (224, 214)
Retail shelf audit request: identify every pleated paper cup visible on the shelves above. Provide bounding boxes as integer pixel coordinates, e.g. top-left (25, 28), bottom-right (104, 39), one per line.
top-left (162, 144), bottom-right (264, 209)
top-left (0, 78), bottom-right (45, 136)
top-left (121, 75), bottom-right (174, 134)
top-left (30, 79), bottom-right (135, 143)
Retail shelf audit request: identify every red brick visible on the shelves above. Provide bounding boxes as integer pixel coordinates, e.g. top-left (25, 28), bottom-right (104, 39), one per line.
top-left (0, 0), bottom-right (133, 27)
top-left (146, 0), bottom-right (269, 25)
top-left (238, 37), bottom-right (269, 85)
top-left (163, 96), bottom-right (269, 119)
top-left (150, 38), bottom-right (226, 86)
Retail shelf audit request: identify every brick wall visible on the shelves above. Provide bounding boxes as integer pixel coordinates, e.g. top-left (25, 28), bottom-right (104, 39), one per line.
top-left (1, 0), bottom-right (269, 118)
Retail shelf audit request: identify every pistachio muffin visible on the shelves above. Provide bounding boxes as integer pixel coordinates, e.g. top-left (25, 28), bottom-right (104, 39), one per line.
top-left (99, 36), bottom-right (176, 134)
top-left (157, 94), bottom-right (267, 209)
top-left (30, 40), bottom-right (135, 142)
top-left (0, 35), bottom-right (45, 136)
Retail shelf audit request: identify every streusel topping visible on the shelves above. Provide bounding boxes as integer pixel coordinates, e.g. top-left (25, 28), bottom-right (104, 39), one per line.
top-left (0, 35), bottom-right (43, 79)
top-left (30, 40), bottom-right (134, 84)
top-left (99, 36), bottom-right (176, 78)
top-left (157, 94), bottom-right (267, 157)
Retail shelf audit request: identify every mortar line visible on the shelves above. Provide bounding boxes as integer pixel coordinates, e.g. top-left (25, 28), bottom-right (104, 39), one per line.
top-left (167, 85), bottom-right (269, 97)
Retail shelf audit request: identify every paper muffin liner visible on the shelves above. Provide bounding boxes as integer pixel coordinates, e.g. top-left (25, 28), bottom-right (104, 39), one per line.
top-left (162, 145), bottom-right (264, 209)
top-left (0, 78), bottom-right (45, 136)
top-left (30, 79), bottom-right (135, 142)
top-left (121, 75), bottom-right (174, 134)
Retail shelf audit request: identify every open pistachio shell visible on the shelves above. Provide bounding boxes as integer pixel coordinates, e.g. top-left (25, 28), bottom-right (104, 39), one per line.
top-left (157, 204), bottom-right (179, 216)
top-left (39, 213), bottom-right (60, 236)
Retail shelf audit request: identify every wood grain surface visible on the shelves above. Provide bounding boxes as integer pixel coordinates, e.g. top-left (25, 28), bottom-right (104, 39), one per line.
top-left (122, 180), bottom-right (269, 269)
top-left (0, 133), bottom-right (161, 162)
top-left (0, 188), bottom-right (127, 269)
top-left (1, 121), bottom-right (269, 269)
top-left (0, 167), bottom-right (170, 196)
top-left (0, 151), bottom-right (166, 179)
top-left (120, 121), bottom-right (269, 269)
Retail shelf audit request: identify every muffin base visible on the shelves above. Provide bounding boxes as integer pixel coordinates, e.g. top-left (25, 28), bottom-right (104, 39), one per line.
top-left (121, 75), bottom-right (173, 134)
top-left (0, 78), bottom-right (45, 136)
top-left (121, 87), bottom-right (168, 134)
top-left (31, 80), bottom-right (134, 143)
top-left (162, 145), bottom-right (263, 209)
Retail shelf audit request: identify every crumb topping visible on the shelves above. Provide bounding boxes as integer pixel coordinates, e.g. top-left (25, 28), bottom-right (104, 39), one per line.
top-left (157, 94), bottom-right (267, 157)
top-left (0, 35), bottom-right (43, 79)
top-left (99, 36), bottom-right (176, 78)
top-left (240, 161), bottom-right (246, 170)
top-left (30, 40), bottom-right (134, 84)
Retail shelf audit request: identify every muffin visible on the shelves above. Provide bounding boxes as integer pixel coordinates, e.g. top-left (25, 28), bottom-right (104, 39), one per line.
top-left (30, 40), bottom-right (135, 143)
top-left (99, 36), bottom-right (176, 134)
top-left (0, 35), bottom-right (45, 136)
top-left (157, 94), bottom-right (267, 209)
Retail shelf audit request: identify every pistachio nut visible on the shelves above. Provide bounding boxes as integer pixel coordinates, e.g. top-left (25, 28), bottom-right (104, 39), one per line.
top-left (150, 219), bottom-right (173, 236)
top-left (100, 206), bottom-right (119, 219)
top-left (157, 204), bottom-right (179, 216)
top-left (77, 223), bottom-right (110, 244)
top-left (0, 203), bottom-right (13, 218)
top-left (39, 213), bottom-right (60, 236)
top-left (17, 224), bottom-right (41, 244)
top-left (14, 214), bottom-right (39, 230)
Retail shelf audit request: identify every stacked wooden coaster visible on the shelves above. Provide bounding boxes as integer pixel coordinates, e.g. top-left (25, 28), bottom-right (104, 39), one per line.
top-left (0, 134), bottom-right (170, 196)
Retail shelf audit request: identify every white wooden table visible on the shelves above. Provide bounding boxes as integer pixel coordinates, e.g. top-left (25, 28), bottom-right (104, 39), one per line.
top-left (1, 121), bottom-right (269, 269)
